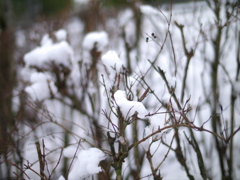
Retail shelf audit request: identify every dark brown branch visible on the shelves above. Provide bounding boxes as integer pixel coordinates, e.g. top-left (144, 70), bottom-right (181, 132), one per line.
top-left (35, 141), bottom-right (46, 180)
top-left (128, 123), bottom-right (225, 152)
top-left (6, 160), bottom-right (31, 179)
top-left (174, 21), bottom-right (194, 103)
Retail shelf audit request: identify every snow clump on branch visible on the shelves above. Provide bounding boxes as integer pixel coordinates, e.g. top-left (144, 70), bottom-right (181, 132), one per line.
top-left (82, 31), bottom-right (109, 66)
top-left (82, 31), bottom-right (109, 51)
top-left (25, 72), bottom-right (57, 101)
top-left (54, 29), bottom-right (67, 41)
top-left (114, 90), bottom-right (148, 119)
top-left (67, 148), bottom-right (106, 179)
top-left (24, 33), bottom-right (74, 70)
top-left (101, 50), bottom-right (124, 88)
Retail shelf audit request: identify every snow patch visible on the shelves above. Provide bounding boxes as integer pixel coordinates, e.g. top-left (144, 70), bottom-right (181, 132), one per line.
top-left (68, 148), bottom-right (106, 179)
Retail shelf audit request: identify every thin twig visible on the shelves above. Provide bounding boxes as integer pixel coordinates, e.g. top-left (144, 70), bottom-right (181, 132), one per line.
top-left (50, 147), bottom-right (64, 178)
top-left (66, 139), bottom-right (82, 177)
top-left (6, 160), bottom-right (31, 179)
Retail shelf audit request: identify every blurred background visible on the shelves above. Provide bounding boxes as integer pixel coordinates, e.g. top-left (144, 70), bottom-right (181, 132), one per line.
top-left (0, 0), bottom-right (195, 28)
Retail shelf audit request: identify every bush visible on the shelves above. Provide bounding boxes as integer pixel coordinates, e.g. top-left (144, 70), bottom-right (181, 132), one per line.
top-left (1, 0), bottom-right (240, 179)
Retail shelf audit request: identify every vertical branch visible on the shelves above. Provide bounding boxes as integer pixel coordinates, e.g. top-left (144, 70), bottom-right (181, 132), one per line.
top-left (0, 0), bottom-right (15, 178)
top-left (107, 104), bottom-right (129, 180)
top-left (122, 27), bottom-right (132, 74)
top-left (209, 1), bottom-right (228, 179)
top-left (131, 120), bottom-right (144, 179)
top-left (174, 129), bottom-right (194, 180)
top-left (174, 22), bottom-right (194, 103)
top-left (62, 128), bottom-right (69, 177)
top-left (149, 61), bottom-right (194, 179)
top-left (146, 149), bottom-right (162, 180)
top-left (236, 29), bottom-right (240, 79)
top-left (80, 0), bottom-right (102, 33)
top-left (132, 121), bottom-right (140, 176)
top-left (228, 88), bottom-right (236, 178)
top-left (130, 0), bottom-right (142, 62)
top-left (228, 8), bottom-right (239, 177)
top-left (185, 130), bottom-right (207, 180)
top-left (66, 139), bottom-right (81, 179)
top-left (35, 141), bottom-right (45, 180)
top-left (175, 19), bottom-right (208, 179)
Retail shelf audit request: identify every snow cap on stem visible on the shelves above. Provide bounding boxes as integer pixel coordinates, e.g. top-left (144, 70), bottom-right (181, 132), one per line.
top-left (114, 90), bottom-right (148, 119)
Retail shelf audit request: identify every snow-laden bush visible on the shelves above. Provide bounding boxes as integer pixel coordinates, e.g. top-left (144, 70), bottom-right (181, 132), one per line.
top-left (3, 1), bottom-right (240, 180)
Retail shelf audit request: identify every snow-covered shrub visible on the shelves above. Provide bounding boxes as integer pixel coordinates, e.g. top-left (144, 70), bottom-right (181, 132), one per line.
top-left (2, 1), bottom-right (240, 180)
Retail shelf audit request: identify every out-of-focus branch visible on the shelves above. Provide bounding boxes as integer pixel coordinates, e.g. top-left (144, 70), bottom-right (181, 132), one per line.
top-left (156, 133), bottom-right (175, 170)
top-left (128, 123), bottom-right (225, 152)
top-left (174, 21), bottom-right (194, 103)
top-left (6, 160), bottom-right (30, 179)
top-left (146, 147), bottom-right (162, 180)
top-left (35, 141), bottom-right (46, 180)
top-left (184, 130), bottom-right (207, 180)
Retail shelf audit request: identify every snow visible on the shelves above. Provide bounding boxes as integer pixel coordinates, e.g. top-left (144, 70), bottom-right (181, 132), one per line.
top-left (127, 76), bottom-right (139, 100)
top-left (82, 31), bottom-right (109, 51)
top-left (15, 30), bottom-right (26, 47)
top-left (66, 18), bottom-right (84, 52)
top-left (68, 148), bottom-right (106, 179)
top-left (118, 136), bottom-right (127, 145)
top-left (63, 145), bottom-right (78, 158)
top-left (58, 175), bottom-right (65, 180)
top-left (141, 126), bottom-right (153, 151)
top-left (118, 9), bottom-right (133, 27)
top-left (40, 34), bottom-right (53, 46)
top-left (141, 114), bottom-right (167, 152)
top-left (114, 90), bottom-right (148, 119)
top-left (55, 29), bottom-right (67, 41)
top-left (140, 5), bottom-right (160, 15)
top-left (24, 29), bottom-right (74, 69)
top-left (24, 34), bottom-right (74, 69)
top-left (25, 72), bottom-right (57, 101)
top-left (102, 51), bottom-right (123, 74)
top-left (101, 50), bottom-right (124, 87)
